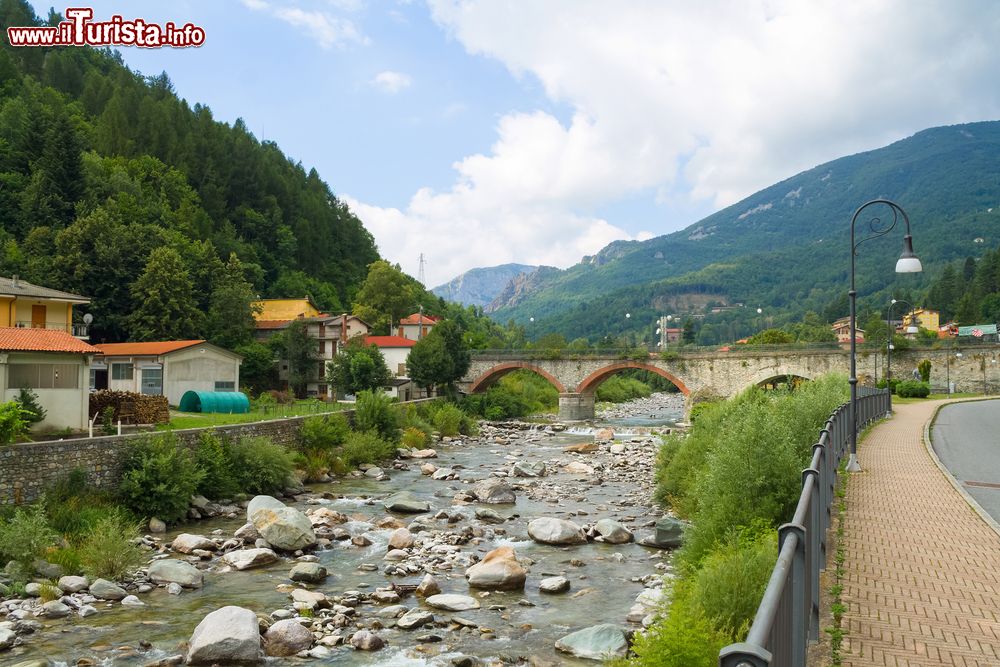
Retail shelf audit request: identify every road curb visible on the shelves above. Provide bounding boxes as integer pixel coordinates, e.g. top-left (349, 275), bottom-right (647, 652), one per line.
top-left (921, 396), bottom-right (1000, 540)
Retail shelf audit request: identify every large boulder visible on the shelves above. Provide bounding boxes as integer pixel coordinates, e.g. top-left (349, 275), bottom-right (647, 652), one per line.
top-left (512, 461), bottom-right (546, 478)
top-left (251, 507), bottom-right (317, 552)
top-left (148, 559), bottom-right (204, 589)
top-left (350, 630), bottom-right (384, 651)
top-left (90, 578), bottom-right (127, 600)
top-left (171, 534), bottom-right (215, 554)
top-left (383, 493), bottom-right (430, 514)
top-left (472, 478), bottom-right (516, 504)
top-left (187, 606), bottom-right (262, 665)
top-left (465, 546), bottom-right (527, 591)
top-left (246, 495), bottom-right (286, 523)
top-left (289, 562), bottom-right (327, 583)
top-left (554, 624), bottom-right (629, 660)
top-left (57, 575), bottom-right (89, 593)
top-left (221, 548), bottom-right (279, 571)
top-left (0, 627), bottom-right (15, 650)
top-left (387, 528), bottom-right (414, 550)
top-left (396, 608), bottom-right (434, 630)
top-left (264, 618), bottom-right (313, 656)
top-left (594, 519), bottom-right (633, 545)
top-left (528, 517), bottom-right (587, 545)
top-left (639, 516), bottom-right (685, 549)
top-left (424, 594), bottom-right (481, 611)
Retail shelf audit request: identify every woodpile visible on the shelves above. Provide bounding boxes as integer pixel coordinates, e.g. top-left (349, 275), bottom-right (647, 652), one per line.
top-left (89, 390), bottom-right (170, 425)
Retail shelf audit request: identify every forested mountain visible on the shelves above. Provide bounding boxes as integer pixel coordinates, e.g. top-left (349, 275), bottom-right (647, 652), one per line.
top-left (431, 263), bottom-right (537, 308)
top-left (0, 0), bottom-right (378, 342)
top-left (490, 121), bottom-right (1000, 344)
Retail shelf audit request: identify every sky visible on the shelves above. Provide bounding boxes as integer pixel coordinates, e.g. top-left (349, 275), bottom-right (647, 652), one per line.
top-left (25, 0), bottom-right (1000, 287)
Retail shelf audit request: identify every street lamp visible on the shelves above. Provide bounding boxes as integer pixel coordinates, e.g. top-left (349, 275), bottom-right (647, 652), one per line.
top-left (847, 200), bottom-right (921, 473)
top-left (872, 330), bottom-right (889, 387)
top-left (946, 350), bottom-right (962, 395)
top-left (886, 298), bottom-right (915, 390)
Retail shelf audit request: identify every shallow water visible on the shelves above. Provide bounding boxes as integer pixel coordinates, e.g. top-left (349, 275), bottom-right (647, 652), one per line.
top-left (8, 399), bottom-right (681, 666)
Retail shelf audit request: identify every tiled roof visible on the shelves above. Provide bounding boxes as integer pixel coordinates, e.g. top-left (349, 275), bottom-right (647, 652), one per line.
top-left (0, 276), bottom-right (89, 302)
top-left (94, 340), bottom-right (205, 356)
top-left (365, 335), bottom-right (416, 348)
top-left (399, 313), bottom-right (441, 325)
top-left (255, 319), bottom-right (291, 330)
top-left (0, 328), bottom-right (99, 353)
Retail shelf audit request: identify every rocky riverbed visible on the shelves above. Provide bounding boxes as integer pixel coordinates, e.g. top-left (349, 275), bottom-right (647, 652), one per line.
top-left (1, 395), bottom-right (686, 666)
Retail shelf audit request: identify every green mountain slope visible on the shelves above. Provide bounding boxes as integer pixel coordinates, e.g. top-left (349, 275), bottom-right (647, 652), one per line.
top-left (493, 121), bottom-right (1000, 342)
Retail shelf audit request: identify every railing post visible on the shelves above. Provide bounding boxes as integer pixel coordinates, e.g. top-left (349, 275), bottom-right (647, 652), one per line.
top-left (802, 468), bottom-right (821, 640)
top-left (779, 521), bottom-right (808, 665)
top-left (719, 644), bottom-right (771, 667)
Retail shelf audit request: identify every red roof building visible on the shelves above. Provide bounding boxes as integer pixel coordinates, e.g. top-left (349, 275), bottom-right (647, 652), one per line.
top-left (364, 335), bottom-right (416, 348)
top-left (0, 327), bottom-right (99, 354)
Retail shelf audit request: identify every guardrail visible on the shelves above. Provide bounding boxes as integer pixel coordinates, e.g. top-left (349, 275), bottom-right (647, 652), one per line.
top-left (718, 388), bottom-right (891, 666)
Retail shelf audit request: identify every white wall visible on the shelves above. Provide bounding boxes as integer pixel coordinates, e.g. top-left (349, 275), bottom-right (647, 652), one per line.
top-left (163, 345), bottom-right (241, 405)
top-left (0, 352), bottom-right (90, 430)
top-left (378, 346), bottom-right (411, 376)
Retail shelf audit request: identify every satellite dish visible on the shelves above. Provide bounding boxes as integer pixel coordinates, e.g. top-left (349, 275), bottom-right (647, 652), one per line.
top-left (82, 313), bottom-right (93, 325)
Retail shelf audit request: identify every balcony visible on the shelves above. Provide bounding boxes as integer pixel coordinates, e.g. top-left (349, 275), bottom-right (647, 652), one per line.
top-left (15, 321), bottom-right (90, 340)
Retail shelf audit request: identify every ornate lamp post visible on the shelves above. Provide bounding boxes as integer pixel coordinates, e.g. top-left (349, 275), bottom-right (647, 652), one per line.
top-left (886, 298), bottom-right (917, 394)
top-left (847, 200), bottom-right (922, 473)
top-left (872, 330), bottom-right (889, 387)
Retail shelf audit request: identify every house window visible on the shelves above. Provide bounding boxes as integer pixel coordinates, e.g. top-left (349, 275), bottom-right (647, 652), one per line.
top-left (112, 363), bottom-right (133, 380)
top-left (9, 363), bottom-right (79, 389)
top-left (214, 381), bottom-right (236, 392)
top-left (318, 340), bottom-right (326, 354)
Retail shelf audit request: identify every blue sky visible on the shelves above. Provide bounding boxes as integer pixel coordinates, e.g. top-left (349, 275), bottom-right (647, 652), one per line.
top-left (24, 1), bottom-right (1000, 286)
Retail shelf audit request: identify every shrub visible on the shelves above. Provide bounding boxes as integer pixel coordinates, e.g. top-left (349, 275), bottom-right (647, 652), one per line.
top-left (0, 400), bottom-right (30, 444)
top-left (620, 583), bottom-right (729, 667)
top-left (896, 380), bottom-right (930, 398)
top-left (433, 403), bottom-right (464, 437)
top-left (100, 405), bottom-right (116, 435)
top-left (296, 448), bottom-right (334, 482)
top-left (876, 378), bottom-right (900, 394)
top-left (597, 376), bottom-right (653, 403)
top-left (399, 405), bottom-right (434, 438)
top-left (0, 504), bottom-right (57, 567)
top-left (44, 470), bottom-right (121, 539)
top-left (46, 546), bottom-right (83, 575)
top-left (918, 359), bottom-right (932, 383)
top-left (354, 390), bottom-right (400, 442)
top-left (300, 414), bottom-right (350, 451)
top-left (229, 436), bottom-right (296, 495)
top-left (79, 510), bottom-right (144, 581)
top-left (16, 387), bottom-right (46, 425)
top-left (341, 430), bottom-right (396, 467)
top-left (401, 426), bottom-right (428, 449)
top-left (118, 434), bottom-right (204, 523)
top-left (38, 582), bottom-right (62, 602)
top-left (195, 431), bottom-right (238, 499)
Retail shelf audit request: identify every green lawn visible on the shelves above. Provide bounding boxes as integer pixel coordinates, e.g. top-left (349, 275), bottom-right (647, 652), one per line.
top-left (892, 392), bottom-right (983, 404)
top-left (158, 401), bottom-right (348, 430)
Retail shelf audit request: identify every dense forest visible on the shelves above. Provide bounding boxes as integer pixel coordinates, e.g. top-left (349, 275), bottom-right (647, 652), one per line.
top-left (926, 244), bottom-right (1000, 325)
top-left (0, 0), bottom-right (379, 342)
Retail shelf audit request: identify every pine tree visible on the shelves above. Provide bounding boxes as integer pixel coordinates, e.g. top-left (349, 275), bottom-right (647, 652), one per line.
top-left (128, 246), bottom-right (203, 340)
top-left (205, 253), bottom-right (258, 350)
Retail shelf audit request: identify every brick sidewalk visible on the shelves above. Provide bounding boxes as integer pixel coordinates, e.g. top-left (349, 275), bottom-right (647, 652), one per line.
top-left (841, 399), bottom-right (1000, 667)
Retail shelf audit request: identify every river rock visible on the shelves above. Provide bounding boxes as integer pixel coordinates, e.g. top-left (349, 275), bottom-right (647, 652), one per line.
top-left (309, 507), bottom-right (348, 526)
top-left (639, 516), bottom-right (685, 549)
top-left (528, 517), bottom-right (587, 545)
top-left (475, 508), bottom-right (505, 524)
top-left (291, 588), bottom-right (329, 610)
top-left (187, 606), bottom-right (262, 665)
top-left (247, 495), bottom-right (287, 522)
top-left (57, 575), bottom-right (89, 593)
top-left (397, 608), bottom-right (434, 630)
top-left (409, 449), bottom-right (437, 459)
top-left (431, 467), bottom-right (455, 480)
top-left (0, 627), bottom-right (16, 650)
top-left (512, 461), bottom-right (546, 477)
top-left (365, 466), bottom-right (387, 479)
top-left (388, 528), bottom-right (414, 550)
top-left (420, 463), bottom-right (437, 475)
top-left (539, 576), bottom-right (571, 594)
top-left (121, 595), bottom-right (145, 607)
top-left (89, 578), bottom-right (127, 600)
top-left (264, 618), bottom-right (314, 656)
top-left (554, 624), bottom-right (629, 660)
top-left (40, 601), bottom-right (71, 618)
top-left (563, 461), bottom-right (595, 475)
top-left (594, 519), bottom-right (633, 544)
top-left (78, 604), bottom-right (98, 618)
top-left (593, 428), bottom-right (615, 442)
top-left (564, 442), bottom-right (599, 454)
top-left (609, 443), bottom-right (626, 455)
top-left (148, 559), bottom-right (204, 589)
top-left (32, 559), bottom-right (63, 579)
top-left (167, 583), bottom-right (183, 596)
top-left (171, 534), bottom-right (215, 554)
top-left (252, 507), bottom-right (317, 551)
top-left (350, 630), bottom-right (384, 651)
top-left (465, 546), bottom-right (527, 590)
top-left (148, 517), bottom-right (166, 533)
top-left (473, 478), bottom-right (516, 504)
top-left (383, 493), bottom-right (430, 513)
top-left (415, 574), bottom-right (441, 597)
top-left (425, 594), bottom-right (481, 611)
top-left (289, 562), bottom-right (327, 583)
top-left (234, 523), bottom-right (260, 541)
top-left (221, 548), bottom-right (279, 570)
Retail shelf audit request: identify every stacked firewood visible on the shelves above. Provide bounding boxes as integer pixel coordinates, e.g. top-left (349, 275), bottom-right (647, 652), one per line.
top-left (89, 390), bottom-right (170, 425)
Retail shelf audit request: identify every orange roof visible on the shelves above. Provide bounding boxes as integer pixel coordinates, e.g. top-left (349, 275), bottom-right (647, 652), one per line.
top-left (0, 328), bottom-right (99, 354)
top-left (365, 335), bottom-right (416, 348)
top-left (255, 319), bottom-right (291, 330)
top-left (95, 340), bottom-right (205, 356)
top-left (399, 313), bottom-right (441, 325)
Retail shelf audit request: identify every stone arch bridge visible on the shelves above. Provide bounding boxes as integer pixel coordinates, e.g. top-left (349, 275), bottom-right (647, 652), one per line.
top-left (460, 346), bottom-right (1000, 421)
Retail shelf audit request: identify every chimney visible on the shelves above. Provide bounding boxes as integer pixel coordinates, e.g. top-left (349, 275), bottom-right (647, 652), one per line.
top-left (11, 275), bottom-right (18, 288)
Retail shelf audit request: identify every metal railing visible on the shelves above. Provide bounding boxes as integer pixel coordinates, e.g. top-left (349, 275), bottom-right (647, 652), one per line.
top-left (719, 388), bottom-right (891, 667)
top-left (14, 321), bottom-right (89, 337)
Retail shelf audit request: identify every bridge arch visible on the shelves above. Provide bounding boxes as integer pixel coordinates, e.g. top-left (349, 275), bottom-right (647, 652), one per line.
top-left (467, 362), bottom-right (567, 394)
top-left (576, 361), bottom-right (690, 396)
top-left (748, 369), bottom-right (815, 390)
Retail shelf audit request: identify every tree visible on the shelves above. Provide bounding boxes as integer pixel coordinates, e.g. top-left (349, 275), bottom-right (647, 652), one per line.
top-left (15, 387), bottom-right (45, 425)
top-left (326, 337), bottom-right (392, 396)
top-left (407, 332), bottom-right (451, 392)
top-left (352, 260), bottom-right (419, 334)
top-left (128, 246), bottom-right (203, 341)
top-left (206, 253), bottom-right (259, 350)
top-left (746, 328), bottom-right (794, 345)
top-left (277, 319), bottom-right (316, 398)
top-left (682, 318), bottom-right (696, 344)
top-left (235, 341), bottom-right (277, 395)
top-left (955, 292), bottom-right (981, 325)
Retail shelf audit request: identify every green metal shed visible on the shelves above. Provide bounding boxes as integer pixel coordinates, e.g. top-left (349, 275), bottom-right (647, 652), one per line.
top-left (178, 390), bottom-right (250, 414)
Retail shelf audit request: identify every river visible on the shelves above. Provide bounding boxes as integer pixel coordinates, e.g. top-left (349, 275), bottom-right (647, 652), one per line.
top-left (4, 392), bottom-right (685, 666)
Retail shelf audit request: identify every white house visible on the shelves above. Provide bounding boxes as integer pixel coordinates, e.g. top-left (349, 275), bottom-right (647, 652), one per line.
top-left (92, 340), bottom-right (242, 406)
top-left (0, 327), bottom-right (97, 430)
top-left (397, 312), bottom-right (439, 342)
top-left (365, 335), bottom-right (416, 377)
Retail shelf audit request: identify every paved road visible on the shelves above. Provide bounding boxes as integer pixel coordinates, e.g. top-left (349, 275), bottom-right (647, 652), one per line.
top-left (931, 398), bottom-right (1000, 523)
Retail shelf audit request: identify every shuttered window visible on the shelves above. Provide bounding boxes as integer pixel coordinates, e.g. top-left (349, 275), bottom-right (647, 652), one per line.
top-left (9, 364), bottom-right (79, 389)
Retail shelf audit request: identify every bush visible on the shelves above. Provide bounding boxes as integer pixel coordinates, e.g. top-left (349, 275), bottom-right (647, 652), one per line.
top-left (16, 387), bottom-right (46, 425)
top-left (896, 380), bottom-right (931, 398)
top-left (597, 376), bottom-right (653, 403)
top-left (399, 405), bottom-right (434, 438)
top-left (118, 434), bottom-right (204, 523)
top-left (876, 378), bottom-right (900, 394)
top-left (401, 426), bottom-right (428, 449)
top-left (0, 400), bottom-right (30, 444)
top-left (354, 390), bottom-right (400, 442)
top-left (341, 430), bottom-right (396, 467)
top-left (0, 504), bottom-right (57, 568)
top-left (46, 546), bottom-right (83, 575)
top-left (295, 448), bottom-right (334, 482)
top-left (229, 436), bottom-right (296, 495)
top-left (918, 359), bottom-right (932, 383)
top-left (195, 432), bottom-right (238, 499)
top-left (300, 414), bottom-right (350, 450)
top-left (433, 403), bottom-right (464, 437)
top-left (688, 401), bottom-right (720, 424)
top-left (78, 509), bottom-right (144, 581)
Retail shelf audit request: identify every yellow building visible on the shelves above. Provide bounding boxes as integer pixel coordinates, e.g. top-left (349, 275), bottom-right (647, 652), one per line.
top-left (0, 275), bottom-right (90, 339)
top-left (901, 308), bottom-right (940, 332)
top-left (252, 297), bottom-right (322, 322)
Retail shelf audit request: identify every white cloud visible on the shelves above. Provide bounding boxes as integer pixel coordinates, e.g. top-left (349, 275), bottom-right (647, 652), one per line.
top-left (348, 0), bottom-right (1000, 285)
top-left (371, 70), bottom-right (412, 94)
top-left (241, 1), bottom-right (367, 49)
